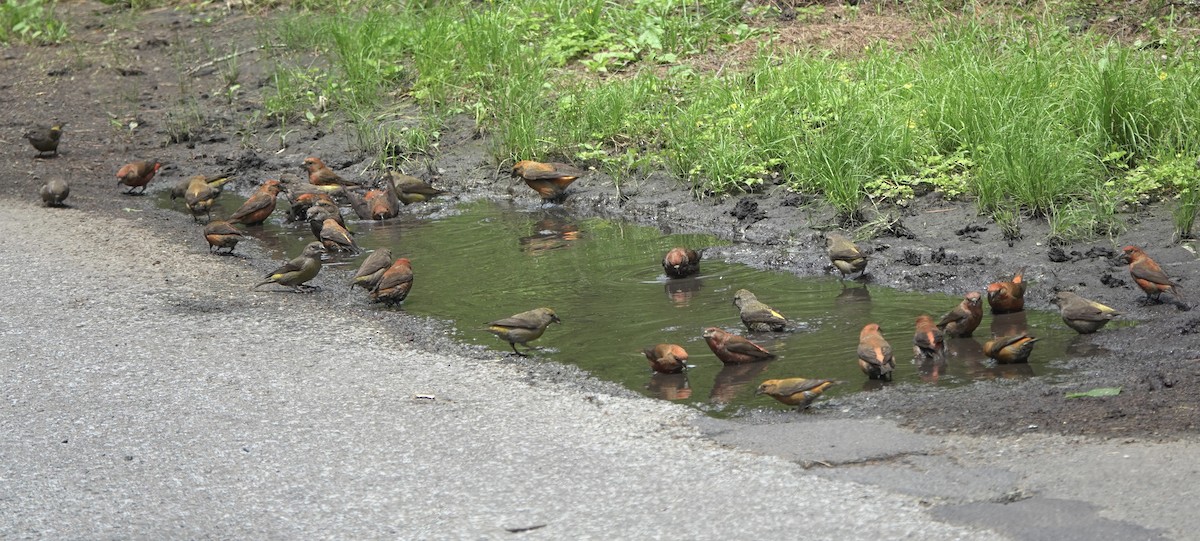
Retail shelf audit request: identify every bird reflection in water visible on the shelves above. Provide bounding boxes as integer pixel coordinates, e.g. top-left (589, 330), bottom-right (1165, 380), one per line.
top-left (519, 211), bottom-right (581, 256)
top-left (990, 311), bottom-right (1029, 338)
top-left (646, 373), bottom-right (692, 400)
top-left (709, 361), bottom-right (773, 404)
top-left (664, 276), bottom-right (703, 306)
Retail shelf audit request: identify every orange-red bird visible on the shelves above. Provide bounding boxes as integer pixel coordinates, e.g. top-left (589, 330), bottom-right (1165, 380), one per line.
top-left (511, 160), bottom-right (584, 203)
top-left (317, 218), bottom-right (359, 253)
top-left (913, 314), bottom-right (945, 362)
top-left (365, 187), bottom-right (400, 220)
top-left (303, 156), bottom-right (363, 187)
top-left (662, 247), bottom-right (701, 279)
top-left (937, 291), bottom-right (983, 338)
top-left (983, 333), bottom-right (1039, 364)
top-left (203, 220), bottom-right (245, 254)
top-left (702, 327), bottom-right (776, 364)
top-left (228, 179), bottom-right (283, 226)
top-left (116, 161), bottom-right (161, 194)
top-left (642, 343), bottom-right (689, 374)
top-left (987, 268), bottom-right (1027, 314)
top-left (1123, 245), bottom-right (1184, 302)
top-left (756, 378), bottom-right (836, 408)
top-left (370, 258), bottom-right (413, 306)
top-left (857, 323), bottom-right (895, 381)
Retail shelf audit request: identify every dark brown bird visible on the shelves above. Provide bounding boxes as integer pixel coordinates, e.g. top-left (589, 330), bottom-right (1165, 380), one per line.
top-left (857, 323), bottom-right (895, 381)
top-left (370, 258), bottom-right (413, 306)
top-left (642, 344), bottom-right (689, 374)
top-left (1123, 245), bottom-right (1184, 302)
top-left (317, 217), bottom-right (359, 253)
top-left (485, 307), bottom-right (561, 356)
top-left (662, 247), bottom-right (701, 279)
top-left (937, 291), bottom-right (984, 338)
top-left (511, 160), bottom-right (584, 203)
top-left (184, 174), bottom-right (231, 223)
top-left (756, 378), bottom-right (836, 409)
top-left (283, 183), bottom-right (342, 222)
top-left (24, 123), bottom-right (64, 157)
top-left (913, 314), bottom-right (945, 362)
top-left (116, 161), bottom-right (162, 194)
top-left (983, 333), bottom-right (1039, 364)
top-left (732, 289), bottom-right (787, 332)
top-left (228, 179), bottom-right (283, 226)
top-left (702, 327), bottom-right (776, 364)
top-left (986, 267), bottom-right (1027, 314)
top-left (387, 171), bottom-right (448, 205)
top-left (40, 179), bottom-right (69, 207)
top-left (350, 248), bottom-right (394, 291)
top-left (255, 242), bottom-right (324, 292)
top-left (1053, 291), bottom-right (1120, 334)
top-left (303, 157), bottom-right (363, 187)
top-left (305, 200), bottom-right (347, 238)
top-left (203, 220), bottom-right (245, 254)
top-left (827, 233), bottom-right (868, 279)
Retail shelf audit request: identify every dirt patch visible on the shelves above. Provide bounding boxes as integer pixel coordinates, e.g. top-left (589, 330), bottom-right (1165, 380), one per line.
top-left (3, 2), bottom-right (1198, 440)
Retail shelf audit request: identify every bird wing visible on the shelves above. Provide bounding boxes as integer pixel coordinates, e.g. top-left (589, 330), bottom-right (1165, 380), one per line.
top-left (266, 256), bottom-right (306, 277)
top-left (375, 267), bottom-right (413, 291)
top-left (1131, 262), bottom-right (1178, 286)
top-left (773, 379), bottom-right (830, 395)
top-left (741, 304), bottom-right (787, 325)
top-left (936, 307), bottom-right (968, 328)
top-left (205, 222), bottom-right (243, 236)
top-left (487, 316), bottom-right (541, 329)
top-left (724, 339), bottom-right (773, 359)
top-left (521, 167), bottom-right (578, 181)
top-left (229, 195), bottom-right (272, 221)
top-left (321, 224), bottom-right (355, 246)
top-left (354, 251), bottom-right (394, 279)
top-left (857, 340), bottom-right (893, 365)
top-left (1064, 302), bottom-right (1115, 322)
top-left (828, 247), bottom-right (862, 260)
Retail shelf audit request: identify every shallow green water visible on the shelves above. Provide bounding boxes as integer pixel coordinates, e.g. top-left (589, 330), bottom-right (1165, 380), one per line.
top-left (165, 194), bottom-right (1100, 413)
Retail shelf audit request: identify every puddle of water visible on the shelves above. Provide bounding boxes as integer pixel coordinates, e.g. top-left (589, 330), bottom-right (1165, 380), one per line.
top-left (161, 193), bottom-right (1102, 414)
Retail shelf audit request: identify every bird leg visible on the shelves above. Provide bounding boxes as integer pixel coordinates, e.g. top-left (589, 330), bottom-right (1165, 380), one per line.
top-left (509, 343), bottom-right (528, 357)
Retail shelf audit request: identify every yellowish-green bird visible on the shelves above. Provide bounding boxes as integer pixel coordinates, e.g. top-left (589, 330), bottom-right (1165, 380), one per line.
top-left (733, 289), bottom-right (787, 332)
top-left (40, 178), bottom-right (69, 207)
top-left (1053, 291), bottom-right (1121, 334)
top-left (255, 242), bottom-right (324, 292)
top-left (826, 233), bottom-right (868, 279)
top-left (756, 378), bottom-right (837, 409)
top-left (350, 248), bottom-right (394, 291)
top-left (485, 307), bottom-right (561, 356)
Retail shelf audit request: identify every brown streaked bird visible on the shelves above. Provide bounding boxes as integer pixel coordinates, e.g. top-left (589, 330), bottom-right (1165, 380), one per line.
top-left (302, 156), bottom-right (363, 187)
top-left (857, 323), bottom-right (895, 381)
top-left (986, 267), bottom-right (1027, 314)
top-left (937, 291), bottom-right (983, 338)
top-left (913, 314), bottom-right (945, 362)
top-left (732, 289), bottom-right (787, 332)
top-left (254, 241), bottom-right (324, 292)
top-left (228, 179), bottom-right (283, 226)
top-left (485, 307), bottom-right (561, 356)
top-left (756, 378), bottom-right (836, 409)
top-left (388, 171), bottom-right (448, 205)
top-left (370, 258), bottom-right (413, 306)
top-left (983, 333), bottom-right (1039, 364)
top-left (642, 343), bottom-right (689, 374)
top-left (203, 220), bottom-right (245, 254)
top-left (40, 179), bottom-right (69, 207)
top-left (1053, 291), bottom-right (1121, 334)
top-left (662, 247), bottom-right (701, 279)
top-left (184, 174), bottom-right (231, 223)
top-left (116, 161), bottom-right (162, 194)
top-left (1123, 245), bottom-right (1184, 302)
top-left (350, 248), bottom-right (394, 291)
top-left (511, 160), bottom-right (584, 203)
top-left (702, 327), bottom-right (776, 364)
top-left (171, 172), bottom-right (227, 201)
top-left (827, 233), bottom-right (868, 279)
top-left (24, 122), bottom-right (64, 157)
top-left (317, 217), bottom-right (359, 253)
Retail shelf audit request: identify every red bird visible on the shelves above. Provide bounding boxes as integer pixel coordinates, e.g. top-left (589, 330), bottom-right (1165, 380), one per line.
top-left (511, 160), bottom-right (583, 203)
top-left (937, 291), bottom-right (983, 338)
top-left (857, 323), bottom-right (895, 381)
top-left (370, 258), bottom-right (413, 306)
top-left (202, 220), bottom-right (244, 254)
top-left (1123, 245), bottom-right (1184, 302)
top-left (116, 161), bottom-right (162, 194)
top-left (983, 333), bottom-right (1039, 364)
top-left (642, 344), bottom-right (689, 374)
top-left (986, 268), bottom-right (1027, 314)
top-left (228, 179), bottom-right (283, 226)
top-left (302, 157), bottom-right (363, 187)
top-left (702, 327), bottom-right (776, 364)
top-left (913, 314), bottom-right (945, 362)
top-left (662, 247), bottom-right (701, 279)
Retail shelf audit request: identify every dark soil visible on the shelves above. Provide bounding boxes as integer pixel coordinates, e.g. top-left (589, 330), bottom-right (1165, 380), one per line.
top-left (4, 2), bottom-right (1198, 440)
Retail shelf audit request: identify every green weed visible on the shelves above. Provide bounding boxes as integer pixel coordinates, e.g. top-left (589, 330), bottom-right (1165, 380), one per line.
top-left (1, 0), bottom-right (67, 44)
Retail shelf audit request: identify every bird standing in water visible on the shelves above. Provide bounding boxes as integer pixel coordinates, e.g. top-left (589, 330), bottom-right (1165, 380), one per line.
top-left (826, 234), bottom-right (868, 279)
top-left (511, 160), bottom-right (584, 203)
top-left (987, 268), bottom-right (1027, 314)
top-left (485, 308), bottom-right (562, 356)
top-left (937, 291), bottom-right (983, 338)
top-left (662, 247), bottom-right (701, 279)
top-left (255, 242), bottom-right (325, 292)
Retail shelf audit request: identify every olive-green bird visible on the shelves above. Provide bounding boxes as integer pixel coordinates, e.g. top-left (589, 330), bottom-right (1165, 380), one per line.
top-left (485, 307), bottom-right (561, 356)
top-left (350, 248), bottom-right (394, 291)
top-left (826, 233), bottom-right (868, 279)
top-left (388, 171), bottom-right (448, 205)
top-left (40, 179), bottom-right (69, 207)
top-left (184, 174), bottom-right (231, 223)
top-left (254, 242), bottom-right (325, 292)
top-left (756, 378), bottom-right (837, 409)
top-left (1053, 291), bottom-right (1121, 334)
top-left (732, 288), bottom-right (788, 332)
top-left (24, 122), bottom-right (64, 157)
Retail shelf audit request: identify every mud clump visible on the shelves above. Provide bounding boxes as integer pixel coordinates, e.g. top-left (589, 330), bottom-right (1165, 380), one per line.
top-left (1100, 273), bottom-right (1127, 288)
top-left (730, 199), bottom-right (767, 224)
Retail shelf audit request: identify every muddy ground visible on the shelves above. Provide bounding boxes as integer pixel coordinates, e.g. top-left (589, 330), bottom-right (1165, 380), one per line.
top-left (4, 3), bottom-right (1198, 440)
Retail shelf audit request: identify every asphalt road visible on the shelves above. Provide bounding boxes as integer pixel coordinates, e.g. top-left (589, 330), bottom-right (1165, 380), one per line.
top-left (1, 199), bottom-right (1191, 539)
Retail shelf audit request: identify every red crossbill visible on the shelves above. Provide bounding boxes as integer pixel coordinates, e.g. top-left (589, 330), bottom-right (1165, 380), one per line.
top-left (370, 258), bottom-right (413, 306)
top-left (986, 267), bottom-right (1027, 314)
top-left (351, 248), bottom-right (394, 291)
top-left (511, 160), bottom-right (583, 203)
top-left (303, 156), bottom-right (363, 187)
top-left (756, 378), bottom-right (836, 409)
top-left (827, 233), bottom-right (868, 279)
top-left (702, 327), bottom-right (776, 364)
top-left (485, 307), bottom-right (561, 356)
top-left (662, 247), bottom-right (701, 279)
top-left (317, 217), bottom-right (359, 253)
top-left (642, 343), bottom-right (689, 374)
top-left (937, 291), bottom-right (983, 338)
top-left (1123, 245), bottom-right (1184, 302)
top-left (857, 323), bottom-right (895, 381)
top-left (228, 179), bottom-right (283, 226)
top-left (255, 242), bottom-right (324, 292)
top-left (116, 160), bottom-right (161, 194)
top-left (983, 333), bottom-right (1039, 364)
top-left (203, 220), bottom-right (245, 254)
top-left (913, 314), bottom-right (945, 362)
top-left (733, 289), bottom-right (787, 332)
top-left (40, 179), bottom-right (69, 207)
top-left (1052, 291), bottom-right (1120, 334)
top-left (24, 123), bottom-right (64, 157)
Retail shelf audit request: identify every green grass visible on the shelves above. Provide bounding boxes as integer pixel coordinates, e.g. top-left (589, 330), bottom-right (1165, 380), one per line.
top-left (257, 1), bottom-right (1200, 239)
top-left (1, 0), bottom-right (67, 44)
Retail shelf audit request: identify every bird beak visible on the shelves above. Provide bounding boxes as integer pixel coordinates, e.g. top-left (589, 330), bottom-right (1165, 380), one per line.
top-left (551, 315), bottom-right (562, 324)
